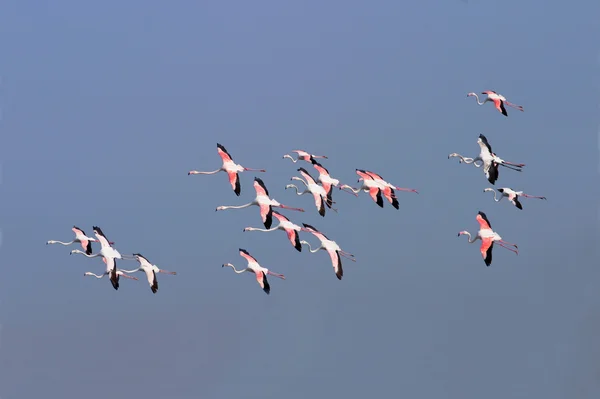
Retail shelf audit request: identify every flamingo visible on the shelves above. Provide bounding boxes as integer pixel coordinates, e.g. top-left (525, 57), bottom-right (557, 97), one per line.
top-left (483, 187), bottom-right (546, 210)
top-left (299, 223), bottom-right (355, 280)
top-left (243, 210), bottom-right (303, 252)
top-left (358, 170), bottom-right (418, 209)
top-left (222, 248), bottom-right (285, 295)
top-left (339, 170), bottom-right (389, 208)
top-left (467, 91), bottom-right (524, 116)
top-left (47, 226), bottom-right (114, 255)
top-left (448, 134), bottom-right (525, 185)
top-left (216, 177), bottom-right (304, 229)
top-left (70, 226), bottom-right (132, 261)
top-left (310, 159), bottom-right (358, 199)
top-left (282, 150), bottom-right (328, 163)
top-left (285, 167), bottom-right (336, 217)
top-left (84, 267), bottom-right (139, 289)
top-left (188, 143), bottom-right (266, 196)
top-left (119, 253), bottom-right (177, 294)
top-left (457, 211), bottom-right (518, 266)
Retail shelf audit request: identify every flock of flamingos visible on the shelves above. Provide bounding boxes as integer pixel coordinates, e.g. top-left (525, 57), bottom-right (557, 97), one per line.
top-left (46, 90), bottom-right (547, 294)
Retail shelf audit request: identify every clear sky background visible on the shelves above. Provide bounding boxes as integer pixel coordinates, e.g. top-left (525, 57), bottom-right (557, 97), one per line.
top-left (1, 1), bottom-right (599, 398)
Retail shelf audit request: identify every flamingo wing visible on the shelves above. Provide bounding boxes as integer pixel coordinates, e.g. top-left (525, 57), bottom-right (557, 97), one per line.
top-left (484, 162), bottom-right (499, 185)
top-left (253, 177), bottom-right (270, 197)
top-left (285, 227), bottom-right (302, 252)
top-left (328, 249), bottom-right (343, 280)
top-left (368, 187), bottom-right (384, 208)
top-left (302, 223), bottom-right (329, 241)
top-left (476, 212), bottom-right (492, 230)
top-left (297, 167), bottom-right (318, 185)
top-left (480, 238), bottom-right (494, 266)
top-left (512, 195), bottom-right (523, 210)
top-left (313, 191), bottom-right (326, 217)
top-left (325, 185), bottom-right (334, 208)
top-left (82, 239), bottom-right (93, 255)
top-left (92, 226), bottom-right (111, 249)
top-left (227, 171), bottom-right (241, 196)
top-left (239, 248), bottom-right (259, 265)
top-left (217, 143), bottom-right (234, 163)
top-left (356, 169), bottom-right (374, 180)
top-left (492, 98), bottom-right (507, 116)
top-left (386, 187), bottom-right (399, 209)
top-left (271, 210), bottom-right (289, 223)
top-left (109, 262), bottom-right (119, 290)
top-left (311, 161), bottom-right (329, 177)
top-left (365, 170), bottom-right (384, 181)
top-left (257, 271), bottom-right (270, 294)
top-left (72, 226), bottom-right (86, 237)
top-left (144, 268), bottom-right (158, 293)
top-left (259, 202), bottom-right (273, 229)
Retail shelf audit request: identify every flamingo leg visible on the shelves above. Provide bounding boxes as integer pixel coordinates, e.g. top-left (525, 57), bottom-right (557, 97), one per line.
top-left (267, 271), bottom-right (285, 280)
top-left (505, 101), bottom-right (524, 111)
top-left (394, 187), bottom-right (419, 194)
top-left (159, 269), bottom-right (177, 275)
top-left (277, 204), bottom-right (305, 212)
top-left (243, 167), bottom-right (267, 172)
top-left (499, 239), bottom-right (518, 248)
top-left (521, 194), bottom-right (546, 200)
top-left (498, 243), bottom-right (518, 254)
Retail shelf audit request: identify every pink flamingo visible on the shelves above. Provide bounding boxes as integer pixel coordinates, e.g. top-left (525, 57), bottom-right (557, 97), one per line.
top-left (358, 170), bottom-right (418, 209)
top-left (243, 210), bottom-right (303, 252)
top-left (300, 223), bottom-right (355, 280)
top-left (47, 226), bottom-right (114, 255)
top-left (216, 177), bottom-right (304, 229)
top-left (222, 248), bottom-right (285, 295)
top-left (483, 187), bottom-right (546, 210)
top-left (282, 150), bottom-right (328, 163)
top-left (188, 143), bottom-right (266, 196)
top-left (310, 160), bottom-right (358, 201)
top-left (467, 91), bottom-right (524, 117)
top-left (458, 211), bottom-right (518, 266)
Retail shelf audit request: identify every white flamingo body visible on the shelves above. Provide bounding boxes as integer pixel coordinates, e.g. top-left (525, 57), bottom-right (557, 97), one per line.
top-left (243, 210), bottom-right (303, 252)
top-left (467, 91), bottom-right (524, 116)
top-left (448, 134), bottom-right (524, 185)
top-left (283, 150), bottom-right (328, 163)
top-left (483, 187), bottom-right (546, 210)
top-left (119, 253), bottom-right (177, 294)
top-left (222, 249), bottom-right (285, 295)
top-left (188, 143), bottom-right (266, 196)
top-left (216, 177), bottom-right (304, 229)
top-left (299, 223), bottom-right (355, 280)
top-left (286, 167), bottom-right (334, 217)
top-left (457, 211), bottom-right (518, 266)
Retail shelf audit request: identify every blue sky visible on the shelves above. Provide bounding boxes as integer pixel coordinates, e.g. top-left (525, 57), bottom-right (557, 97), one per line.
top-left (1, 1), bottom-right (599, 398)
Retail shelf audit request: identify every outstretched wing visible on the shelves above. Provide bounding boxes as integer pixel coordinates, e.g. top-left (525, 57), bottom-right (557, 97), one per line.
top-left (257, 271), bottom-right (270, 294)
top-left (227, 171), bottom-right (241, 196)
top-left (217, 143), bottom-right (234, 163)
top-left (480, 238), bottom-right (493, 266)
top-left (297, 167), bottom-right (318, 186)
top-left (328, 249), bottom-right (343, 280)
top-left (368, 187), bottom-right (384, 208)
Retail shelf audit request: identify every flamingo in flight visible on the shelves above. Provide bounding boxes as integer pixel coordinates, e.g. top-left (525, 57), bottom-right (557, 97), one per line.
top-left (357, 170), bottom-right (418, 209)
top-left (70, 226), bottom-right (132, 261)
top-left (216, 177), bottom-right (304, 229)
top-left (448, 134), bottom-right (525, 185)
top-left (282, 150), bottom-right (328, 163)
top-left (310, 159), bottom-right (358, 199)
top-left (458, 211), bottom-right (518, 266)
top-left (47, 226), bottom-right (114, 255)
top-left (467, 91), bottom-right (524, 116)
top-left (483, 187), bottom-right (546, 210)
top-left (286, 167), bottom-right (336, 217)
top-left (188, 143), bottom-right (266, 196)
top-left (222, 248), bottom-right (285, 295)
top-left (340, 172), bottom-right (384, 208)
top-left (119, 253), bottom-right (177, 294)
top-left (243, 210), bottom-right (303, 252)
top-left (84, 260), bottom-right (139, 290)
top-left (300, 223), bottom-right (355, 280)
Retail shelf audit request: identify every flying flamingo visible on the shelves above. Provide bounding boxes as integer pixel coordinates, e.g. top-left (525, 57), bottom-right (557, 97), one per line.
top-left (358, 170), bottom-right (418, 209)
top-left (243, 210), bottom-right (303, 252)
top-left (70, 226), bottom-right (132, 261)
top-left (216, 177), bottom-right (304, 229)
top-left (84, 266), bottom-right (139, 290)
top-left (119, 253), bottom-right (177, 294)
top-left (467, 91), bottom-right (524, 116)
top-left (457, 211), bottom-right (518, 266)
top-left (286, 167), bottom-right (336, 217)
top-left (310, 159), bottom-right (358, 200)
top-left (188, 143), bottom-right (266, 196)
top-left (483, 187), bottom-right (546, 210)
top-left (299, 223), bottom-right (355, 280)
top-left (282, 150), bottom-right (328, 163)
top-left (222, 248), bottom-right (285, 295)
top-left (448, 134), bottom-right (525, 185)
top-left (47, 226), bottom-right (114, 255)
top-left (339, 175), bottom-right (384, 208)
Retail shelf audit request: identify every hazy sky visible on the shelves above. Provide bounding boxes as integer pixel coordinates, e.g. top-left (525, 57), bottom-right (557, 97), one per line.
top-left (1, 1), bottom-right (599, 398)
